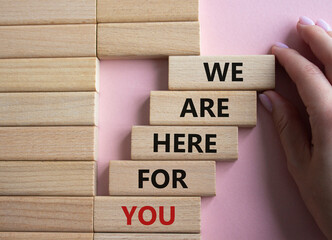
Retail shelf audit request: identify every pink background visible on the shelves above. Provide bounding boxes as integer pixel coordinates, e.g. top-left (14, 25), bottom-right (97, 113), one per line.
top-left (98, 0), bottom-right (332, 239)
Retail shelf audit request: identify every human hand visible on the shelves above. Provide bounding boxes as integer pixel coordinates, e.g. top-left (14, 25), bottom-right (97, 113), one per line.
top-left (259, 16), bottom-right (332, 239)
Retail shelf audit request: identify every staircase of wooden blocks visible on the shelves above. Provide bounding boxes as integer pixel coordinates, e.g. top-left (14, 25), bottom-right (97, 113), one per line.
top-left (0, 1), bottom-right (275, 240)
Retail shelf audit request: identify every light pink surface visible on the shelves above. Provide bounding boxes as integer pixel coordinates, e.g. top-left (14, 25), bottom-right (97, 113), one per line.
top-left (98, 0), bottom-right (332, 239)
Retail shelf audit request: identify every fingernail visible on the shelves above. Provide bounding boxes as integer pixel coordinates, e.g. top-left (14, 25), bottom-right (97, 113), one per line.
top-left (259, 94), bottom-right (273, 113)
top-left (316, 19), bottom-right (332, 32)
top-left (274, 42), bottom-right (289, 49)
top-left (299, 16), bottom-right (315, 25)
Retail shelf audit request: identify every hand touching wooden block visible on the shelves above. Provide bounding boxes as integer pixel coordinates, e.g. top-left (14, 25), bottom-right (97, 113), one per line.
top-left (109, 161), bottom-right (215, 196)
top-left (97, 22), bottom-right (200, 59)
top-left (169, 55), bottom-right (275, 90)
top-left (0, 25), bottom-right (96, 58)
top-left (0, 127), bottom-right (97, 161)
top-left (97, 0), bottom-right (198, 23)
top-left (0, 161), bottom-right (96, 196)
top-left (94, 197), bottom-right (200, 233)
top-left (150, 91), bottom-right (256, 126)
top-left (0, 197), bottom-right (93, 232)
top-left (0, 92), bottom-right (98, 126)
top-left (131, 126), bottom-right (237, 160)
top-left (0, 58), bottom-right (99, 92)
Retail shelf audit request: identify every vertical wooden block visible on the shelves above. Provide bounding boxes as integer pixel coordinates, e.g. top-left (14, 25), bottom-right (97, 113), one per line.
top-left (94, 233), bottom-right (200, 240)
top-left (0, 232), bottom-right (94, 240)
top-left (0, 92), bottom-right (98, 126)
top-left (150, 91), bottom-right (256, 126)
top-left (0, 127), bottom-right (97, 161)
top-left (97, 22), bottom-right (200, 59)
top-left (0, 58), bottom-right (99, 92)
top-left (94, 197), bottom-right (200, 233)
top-left (0, 197), bottom-right (94, 232)
top-left (169, 55), bottom-right (275, 90)
top-left (0, 161), bottom-right (96, 196)
top-left (109, 161), bottom-right (215, 196)
top-left (97, 0), bottom-right (198, 23)
top-left (131, 126), bottom-right (238, 160)
top-left (0, 24), bottom-right (96, 58)
top-left (0, 0), bottom-right (96, 25)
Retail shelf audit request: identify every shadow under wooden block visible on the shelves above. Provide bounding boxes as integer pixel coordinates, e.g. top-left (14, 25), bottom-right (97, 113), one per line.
top-left (0, 24), bottom-right (96, 59)
top-left (0, 92), bottom-right (98, 126)
top-left (150, 91), bottom-right (257, 127)
top-left (0, 197), bottom-right (94, 232)
top-left (0, 127), bottom-right (97, 161)
top-left (94, 233), bottom-right (200, 240)
top-left (131, 126), bottom-right (238, 160)
top-left (94, 196), bottom-right (200, 233)
top-left (169, 55), bottom-right (275, 90)
top-left (109, 161), bottom-right (215, 196)
top-left (0, 58), bottom-right (99, 92)
top-left (0, 0), bottom-right (96, 26)
top-left (0, 161), bottom-right (96, 196)
top-left (97, 22), bottom-right (200, 59)
top-left (97, 0), bottom-right (198, 23)
top-left (0, 232), bottom-right (94, 240)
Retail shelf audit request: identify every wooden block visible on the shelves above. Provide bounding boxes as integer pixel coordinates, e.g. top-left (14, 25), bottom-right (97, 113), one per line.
top-left (0, 24), bottom-right (96, 59)
top-left (131, 126), bottom-right (237, 160)
top-left (0, 161), bottom-right (96, 196)
top-left (0, 58), bottom-right (99, 92)
top-left (0, 92), bottom-right (98, 126)
top-left (150, 91), bottom-right (256, 127)
top-left (109, 161), bottom-right (215, 196)
top-left (94, 233), bottom-right (200, 240)
top-left (0, 0), bottom-right (96, 26)
top-left (97, 0), bottom-right (198, 23)
top-left (0, 197), bottom-right (93, 232)
top-left (97, 22), bottom-right (200, 59)
top-left (0, 127), bottom-right (97, 161)
top-left (0, 232), bottom-right (93, 240)
top-left (169, 55), bottom-right (275, 90)
top-left (94, 196), bottom-right (200, 233)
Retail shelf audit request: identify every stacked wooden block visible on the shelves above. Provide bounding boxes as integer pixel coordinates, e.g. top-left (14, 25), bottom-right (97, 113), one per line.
top-left (0, 1), bottom-right (98, 239)
top-left (105, 56), bottom-right (275, 239)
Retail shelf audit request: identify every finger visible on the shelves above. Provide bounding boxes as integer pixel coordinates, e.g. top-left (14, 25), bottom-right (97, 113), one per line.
top-left (297, 17), bottom-right (332, 80)
top-left (316, 18), bottom-right (332, 38)
top-left (272, 44), bottom-right (332, 116)
top-left (259, 91), bottom-right (311, 176)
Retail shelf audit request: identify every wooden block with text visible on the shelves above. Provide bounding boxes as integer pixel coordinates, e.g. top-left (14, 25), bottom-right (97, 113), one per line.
top-left (131, 126), bottom-right (237, 160)
top-left (0, 58), bottom-right (99, 92)
top-left (0, 127), bottom-right (97, 160)
top-left (0, 92), bottom-right (98, 126)
top-left (94, 196), bottom-right (200, 233)
top-left (0, 24), bottom-right (96, 58)
top-left (150, 91), bottom-right (256, 126)
top-left (0, 197), bottom-right (93, 232)
top-left (0, 0), bottom-right (96, 25)
top-left (109, 161), bottom-right (215, 196)
top-left (169, 55), bottom-right (275, 90)
top-left (0, 161), bottom-right (96, 196)
top-left (97, 0), bottom-right (198, 23)
top-left (94, 233), bottom-right (200, 240)
top-left (0, 233), bottom-right (93, 240)
top-left (97, 22), bottom-right (200, 59)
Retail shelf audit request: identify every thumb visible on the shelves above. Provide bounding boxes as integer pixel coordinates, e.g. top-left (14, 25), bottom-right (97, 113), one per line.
top-left (259, 91), bottom-right (311, 178)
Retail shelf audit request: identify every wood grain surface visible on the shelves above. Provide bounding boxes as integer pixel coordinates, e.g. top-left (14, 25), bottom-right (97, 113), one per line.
top-left (0, 127), bottom-right (97, 161)
top-left (0, 58), bottom-right (99, 92)
top-left (0, 197), bottom-right (94, 232)
top-left (94, 233), bottom-right (200, 240)
top-left (131, 126), bottom-right (238, 160)
top-left (0, 232), bottom-right (93, 240)
top-left (97, 22), bottom-right (200, 59)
